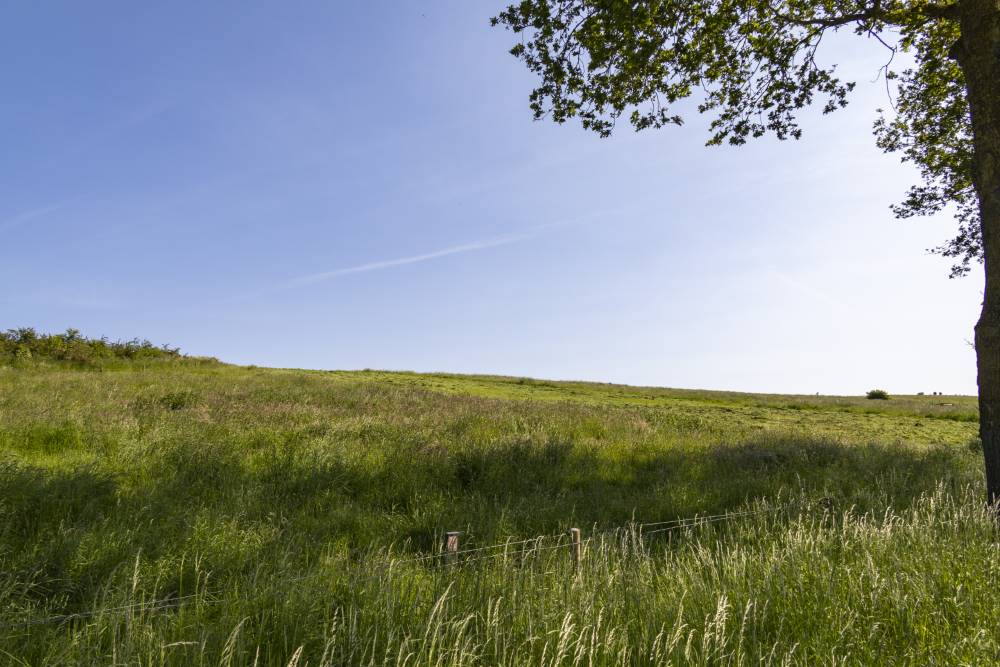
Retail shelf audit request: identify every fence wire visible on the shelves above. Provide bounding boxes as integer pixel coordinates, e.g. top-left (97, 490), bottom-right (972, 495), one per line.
top-left (2, 501), bottom-right (804, 630)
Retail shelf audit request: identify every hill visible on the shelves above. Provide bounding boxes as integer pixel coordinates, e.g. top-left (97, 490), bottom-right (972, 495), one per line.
top-left (0, 351), bottom-right (992, 665)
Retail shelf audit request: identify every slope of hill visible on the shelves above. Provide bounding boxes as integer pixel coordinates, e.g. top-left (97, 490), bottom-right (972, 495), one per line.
top-left (0, 356), bottom-right (992, 665)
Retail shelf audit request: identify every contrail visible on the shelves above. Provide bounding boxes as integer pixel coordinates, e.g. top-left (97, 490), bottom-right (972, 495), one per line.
top-left (0, 205), bottom-right (61, 232)
top-left (286, 232), bottom-right (534, 287)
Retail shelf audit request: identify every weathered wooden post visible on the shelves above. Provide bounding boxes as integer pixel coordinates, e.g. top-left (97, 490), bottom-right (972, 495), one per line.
top-left (569, 527), bottom-right (581, 571)
top-left (445, 531), bottom-right (460, 565)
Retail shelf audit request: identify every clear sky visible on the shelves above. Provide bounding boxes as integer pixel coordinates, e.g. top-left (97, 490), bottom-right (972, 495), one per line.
top-left (1, 2), bottom-right (984, 395)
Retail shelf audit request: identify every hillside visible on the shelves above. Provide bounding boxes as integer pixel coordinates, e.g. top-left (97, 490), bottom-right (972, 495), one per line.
top-left (0, 357), bottom-right (993, 665)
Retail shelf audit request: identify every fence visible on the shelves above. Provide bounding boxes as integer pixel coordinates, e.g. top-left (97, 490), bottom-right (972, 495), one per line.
top-left (3, 500), bottom-right (827, 631)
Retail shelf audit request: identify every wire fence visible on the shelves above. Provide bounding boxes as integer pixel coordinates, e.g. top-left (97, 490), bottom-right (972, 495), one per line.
top-left (3, 498), bottom-right (827, 631)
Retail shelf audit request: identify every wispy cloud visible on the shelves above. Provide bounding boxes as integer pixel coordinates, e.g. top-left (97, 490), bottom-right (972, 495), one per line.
top-left (285, 232), bottom-right (535, 287)
top-left (233, 209), bottom-right (617, 304)
top-left (202, 208), bottom-right (628, 312)
top-left (0, 205), bottom-right (61, 233)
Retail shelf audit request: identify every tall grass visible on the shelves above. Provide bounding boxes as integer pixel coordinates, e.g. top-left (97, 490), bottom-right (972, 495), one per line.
top-left (0, 355), bottom-right (989, 664)
top-left (4, 488), bottom-right (997, 665)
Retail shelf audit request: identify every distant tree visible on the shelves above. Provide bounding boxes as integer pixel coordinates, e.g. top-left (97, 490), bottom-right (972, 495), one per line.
top-left (491, 0), bottom-right (1000, 507)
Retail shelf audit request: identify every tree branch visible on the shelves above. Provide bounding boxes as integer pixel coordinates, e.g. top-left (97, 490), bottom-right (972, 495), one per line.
top-left (919, 3), bottom-right (960, 21)
top-left (772, 1), bottom-right (884, 29)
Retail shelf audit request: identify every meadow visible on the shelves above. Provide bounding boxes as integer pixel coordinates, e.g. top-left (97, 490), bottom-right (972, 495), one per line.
top-left (0, 336), bottom-right (993, 665)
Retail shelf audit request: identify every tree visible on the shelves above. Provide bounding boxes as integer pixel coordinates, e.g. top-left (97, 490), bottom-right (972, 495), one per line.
top-left (491, 0), bottom-right (1000, 503)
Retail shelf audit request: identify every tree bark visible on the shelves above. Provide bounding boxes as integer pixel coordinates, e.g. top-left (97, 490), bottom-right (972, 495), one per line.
top-left (956, 0), bottom-right (1000, 506)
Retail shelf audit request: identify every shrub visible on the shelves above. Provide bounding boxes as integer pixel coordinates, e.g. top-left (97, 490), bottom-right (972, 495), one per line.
top-left (0, 327), bottom-right (193, 367)
top-left (866, 389), bottom-right (890, 400)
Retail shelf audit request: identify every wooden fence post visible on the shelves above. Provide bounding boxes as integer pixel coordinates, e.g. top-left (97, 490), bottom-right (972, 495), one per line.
top-left (445, 531), bottom-right (460, 564)
top-left (569, 528), bottom-right (581, 571)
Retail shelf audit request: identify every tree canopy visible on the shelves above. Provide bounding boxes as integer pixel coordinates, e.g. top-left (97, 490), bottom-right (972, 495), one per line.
top-left (491, 1), bottom-right (980, 275)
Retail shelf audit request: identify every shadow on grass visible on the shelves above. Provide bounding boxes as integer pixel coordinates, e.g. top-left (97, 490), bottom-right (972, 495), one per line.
top-left (413, 433), bottom-right (980, 543)
top-left (0, 431), bottom-right (981, 599)
top-left (147, 433), bottom-right (982, 546)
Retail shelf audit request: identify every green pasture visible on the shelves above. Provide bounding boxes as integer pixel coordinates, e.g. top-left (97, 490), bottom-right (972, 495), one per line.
top-left (0, 357), bottom-right (990, 665)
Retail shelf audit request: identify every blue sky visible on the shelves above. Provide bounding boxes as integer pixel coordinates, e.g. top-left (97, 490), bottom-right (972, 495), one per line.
top-left (1, 2), bottom-right (983, 395)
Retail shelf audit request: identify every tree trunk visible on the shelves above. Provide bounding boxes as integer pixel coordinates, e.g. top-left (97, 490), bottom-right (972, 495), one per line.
top-left (956, 0), bottom-right (1000, 505)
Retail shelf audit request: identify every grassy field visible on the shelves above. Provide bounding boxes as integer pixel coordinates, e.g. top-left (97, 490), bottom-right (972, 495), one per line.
top-left (0, 354), bottom-right (992, 665)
